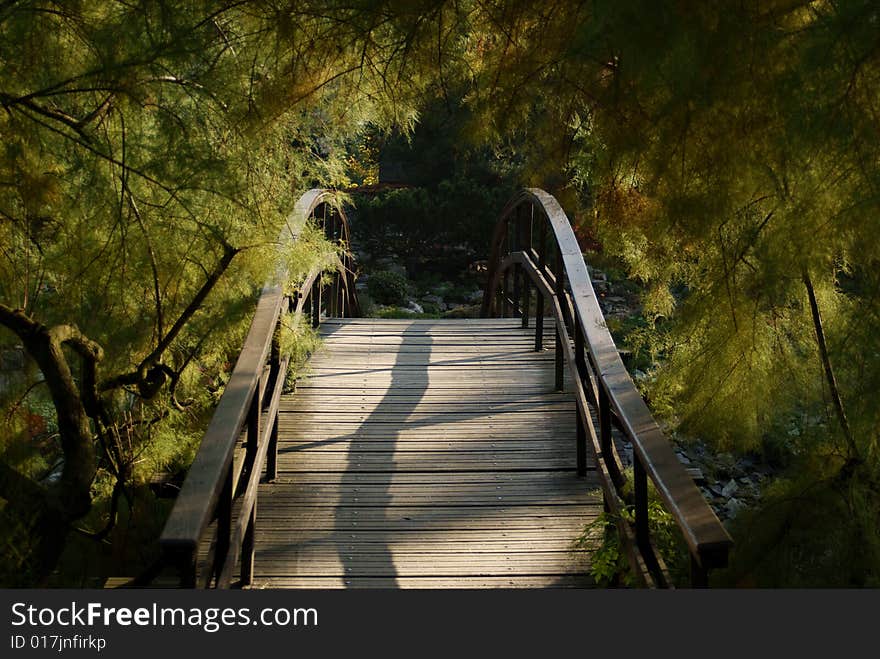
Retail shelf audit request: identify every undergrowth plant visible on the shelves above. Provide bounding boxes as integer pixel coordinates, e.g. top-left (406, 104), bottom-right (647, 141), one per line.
top-left (574, 469), bottom-right (690, 587)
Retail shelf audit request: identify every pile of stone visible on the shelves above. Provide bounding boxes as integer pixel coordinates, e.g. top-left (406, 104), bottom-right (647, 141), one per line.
top-left (674, 441), bottom-right (775, 522)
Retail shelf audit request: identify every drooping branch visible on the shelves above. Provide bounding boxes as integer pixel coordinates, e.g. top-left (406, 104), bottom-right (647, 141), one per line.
top-left (802, 270), bottom-right (860, 463)
top-left (126, 187), bottom-right (164, 342)
top-left (99, 242), bottom-right (240, 397)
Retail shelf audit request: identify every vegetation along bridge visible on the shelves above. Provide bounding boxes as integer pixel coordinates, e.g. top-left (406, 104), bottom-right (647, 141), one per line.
top-left (156, 188), bottom-right (732, 589)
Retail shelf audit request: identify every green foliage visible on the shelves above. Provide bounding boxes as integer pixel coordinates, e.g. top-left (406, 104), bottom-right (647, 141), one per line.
top-left (277, 316), bottom-right (322, 392)
top-left (0, 0), bottom-right (877, 587)
top-left (453, 0), bottom-right (880, 584)
top-left (349, 96), bottom-right (521, 255)
top-left (575, 472), bottom-right (690, 587)
top-left (0, 0), bottom-right (420, 583)
top-left (353, 178), bottom-right (515, 254)
top-left (575, 514), bottom-right (630, 587)
top-left (283, 219), bottom-right (347, 291)
top-left (367, 271), bottom-right (409, 306)
top-left (719, 456), bottom-right (880, 587)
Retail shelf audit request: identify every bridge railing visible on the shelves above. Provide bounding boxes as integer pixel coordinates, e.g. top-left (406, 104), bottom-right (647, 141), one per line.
top-left (482, 188), bottom-right (732, 587)
top-left (159, 189), bottom-right (358, 588)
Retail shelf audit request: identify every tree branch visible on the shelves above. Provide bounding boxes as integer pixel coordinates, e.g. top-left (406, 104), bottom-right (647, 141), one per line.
top-left (803, 269), bottom-right (860, 463)
top-left (99, 243), bottom-right (240, 396)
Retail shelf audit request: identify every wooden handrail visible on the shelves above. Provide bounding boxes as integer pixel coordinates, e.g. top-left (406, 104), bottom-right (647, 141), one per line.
top-left (483, 188), bottom-right (733, 587)
top-left (159, 189), bottom-right (359, 588)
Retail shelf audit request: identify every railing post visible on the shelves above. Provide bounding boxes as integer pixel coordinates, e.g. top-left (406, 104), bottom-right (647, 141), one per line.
top-left (267, 413), bottom-right (279, 482)
top-left (598, 384), bottom-right (622, 486)
top-left (575, 410), bottom-right (587, 477)
top-left (511, 208), bottom-right (521, 320)
top-left (634, 458), bottom-right (650, 551)
top-left (266, 318), bottom-right (281, 482)
top-left (241, 501), bottom-right (256, 586)
top-left (502, 268), bottom-right (510, 317)
top-left (247, 380), bottom-right (261, 466)
top-left (574, 323), bottom-right (586, 377)
top-left (312, 279), bottom-right (321, 328)
top-left (554, 328), bottom-right (564, 391)
top-left (213, 464), bottom-right (234, 587)
top-left (554, 250), bottom-right (565, 391)
top-left (513, 266), bottom-right (521, 319)
top-left (517, 204), bottom-right (530, 328)
top-left (574, 322), bottom-right (587, 475)
top-left (535, 215), bottom-right (546, 351)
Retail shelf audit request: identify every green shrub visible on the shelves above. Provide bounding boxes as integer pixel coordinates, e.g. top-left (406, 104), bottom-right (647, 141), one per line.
top-left (574, 469), bottom-right (690, 587)
top-left (367, 270), bottom-right (409, 305)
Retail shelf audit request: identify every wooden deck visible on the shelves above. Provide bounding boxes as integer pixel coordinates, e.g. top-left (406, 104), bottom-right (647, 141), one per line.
top-left (250, 318), bottom-right (601, 588)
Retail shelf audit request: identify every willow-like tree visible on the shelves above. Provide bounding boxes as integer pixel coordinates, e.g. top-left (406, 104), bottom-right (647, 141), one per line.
top-left (4, 0), bottom-right (878, 587)
top-left (455, 0), bottom-right (880, 584)
top-left (0, 0), bottom-right (452, 584)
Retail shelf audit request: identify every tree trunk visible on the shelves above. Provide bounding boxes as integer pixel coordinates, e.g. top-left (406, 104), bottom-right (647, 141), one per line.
top-left (0, 305), bottom-right (102, 581)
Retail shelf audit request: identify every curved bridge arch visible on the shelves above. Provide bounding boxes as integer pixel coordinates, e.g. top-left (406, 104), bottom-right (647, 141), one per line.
top-left (148, 186), bottom-right (731, 590)
top-left (482, 188), bottom-right (732, 587)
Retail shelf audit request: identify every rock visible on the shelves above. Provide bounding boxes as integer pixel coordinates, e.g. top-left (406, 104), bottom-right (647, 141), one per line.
top-left (405, 301), bottom-right (423, 314)
top-left (725, 497), bottom-right (745, 517)
top-left (422, 294), bottom-right (443, 305)
top-left (676, 452), bottom-right (692, 465)
top-left (721, 479), bottom-right (739, 498)
top-left (466, 290), bottom-right (483, 303)
top-left (685, 467), bottom-right (705, 484)
top-left (715, 452), bottom-right (737, 478)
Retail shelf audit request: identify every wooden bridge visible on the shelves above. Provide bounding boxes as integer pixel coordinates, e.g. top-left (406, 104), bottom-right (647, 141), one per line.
top-left (157, 189), bottom-right (732, 589)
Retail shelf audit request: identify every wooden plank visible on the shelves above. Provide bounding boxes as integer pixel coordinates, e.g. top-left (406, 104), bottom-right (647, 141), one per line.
top-left (249, 317), bottom-right (600, 589)
top-left (256, 504), bottom-right (595, 520)
top-left (275, 441), bottom-right (580, 453)
top-left (265, 471), bottom-right (599, 485)
top-left (252, 555), bottom-right (591, 577)
top-left (249, 575), bottom-right (592, 588)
